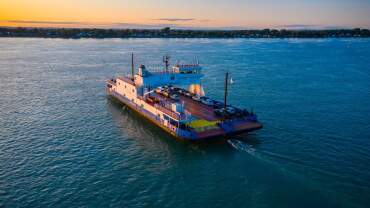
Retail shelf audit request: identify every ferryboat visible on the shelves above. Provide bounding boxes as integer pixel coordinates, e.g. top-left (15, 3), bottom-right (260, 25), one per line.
top-left (106, 54), bottom-right (262, 140)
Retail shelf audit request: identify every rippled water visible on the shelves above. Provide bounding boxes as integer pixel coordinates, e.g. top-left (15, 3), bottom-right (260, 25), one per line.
top-left (1, 38), bottom-right (370, 207)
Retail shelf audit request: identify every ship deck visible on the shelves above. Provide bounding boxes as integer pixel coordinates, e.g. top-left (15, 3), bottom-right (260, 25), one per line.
top-left (179, 96), bottom-right (219, 121)
top-left (153, 92), bottom-right (220, 121)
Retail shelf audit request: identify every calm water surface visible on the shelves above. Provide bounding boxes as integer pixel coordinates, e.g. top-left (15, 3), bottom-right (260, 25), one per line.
top-left (0, 38), bottom-right (370, 207)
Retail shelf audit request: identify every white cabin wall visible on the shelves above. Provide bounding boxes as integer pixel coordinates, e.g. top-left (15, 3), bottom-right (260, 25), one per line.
top-left (115, 79), bottom-right (137, 102)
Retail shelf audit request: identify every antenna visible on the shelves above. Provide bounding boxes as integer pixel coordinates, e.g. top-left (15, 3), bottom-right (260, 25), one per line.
top-left (131, 53), bottom-right (134, 80)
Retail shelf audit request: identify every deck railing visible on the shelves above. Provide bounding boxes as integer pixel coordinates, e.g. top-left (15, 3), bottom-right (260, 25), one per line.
top-left (106, 80), bottom-right (116, 86)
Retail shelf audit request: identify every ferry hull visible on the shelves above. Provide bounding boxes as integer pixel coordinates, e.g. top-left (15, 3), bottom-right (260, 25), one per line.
top-left (107, 90), bottom-right (183, 139)
top-left (107, 89), bottom-right (262, 141)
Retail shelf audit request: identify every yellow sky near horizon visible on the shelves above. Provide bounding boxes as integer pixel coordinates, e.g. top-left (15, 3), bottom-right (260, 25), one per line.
top-left (1, 0), bottom-right (370, 29)
top-left (0, 0), bottom-right (244, 29)
top-left (1, 0), bottom-right (135, 22)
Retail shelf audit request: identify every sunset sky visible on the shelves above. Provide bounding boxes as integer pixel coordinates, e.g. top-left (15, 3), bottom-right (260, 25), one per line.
top-left (1, 0), bottom-right (370, 29)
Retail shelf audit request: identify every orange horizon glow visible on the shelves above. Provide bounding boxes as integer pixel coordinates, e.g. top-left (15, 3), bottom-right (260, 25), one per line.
top-left (1, 0), bottom-right (370, 29)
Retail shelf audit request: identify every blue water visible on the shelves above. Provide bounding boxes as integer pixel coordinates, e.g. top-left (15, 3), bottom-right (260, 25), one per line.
top-left (1, 38), bottom-right (370, 207)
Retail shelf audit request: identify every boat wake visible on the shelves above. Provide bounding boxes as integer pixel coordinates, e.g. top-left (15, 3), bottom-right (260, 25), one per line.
top-left (227, 139), bottom-right (256, 156)
top-left (227, 139), bottom-right (330, 176)
top-left (228, 138), bottom-right (299, 162)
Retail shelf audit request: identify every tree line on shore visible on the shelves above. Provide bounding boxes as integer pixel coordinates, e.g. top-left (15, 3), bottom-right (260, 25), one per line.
top-left (0, 27), bottom-right (369, 39)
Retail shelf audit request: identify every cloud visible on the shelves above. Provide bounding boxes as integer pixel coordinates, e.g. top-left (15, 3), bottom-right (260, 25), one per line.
top-left (278, 24), bottom-right (319, 28)
top-left (0, 20), bottom-right (254, 30)
top-left (0, 20), bottom-right (182, 29)
top-left (4, 20), bottom-right (85, 25)
top-left (275, 24), bottom-right (347, 30)
top-left (110, 22), bottom-right (179, 29)
top-left (199, 19), bottom-right (213, 22)
top-left (153, 18), bottom-right (195, 22)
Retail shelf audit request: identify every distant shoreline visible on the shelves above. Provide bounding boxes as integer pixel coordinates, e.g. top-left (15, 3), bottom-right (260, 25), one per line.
top-left (1, 27), bottom-right (369, 39)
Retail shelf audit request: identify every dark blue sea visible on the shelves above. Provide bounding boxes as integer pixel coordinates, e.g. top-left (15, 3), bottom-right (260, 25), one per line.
top-left (1, 38), bottom-right (370, 207)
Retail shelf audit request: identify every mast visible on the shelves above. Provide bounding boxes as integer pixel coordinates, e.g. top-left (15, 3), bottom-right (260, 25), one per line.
top-left (224, 72), bottom-right (229, 109)
top-left (131, 53), bottom-right (134, 80)
top-left (163, 55), bottom-right (170, 72)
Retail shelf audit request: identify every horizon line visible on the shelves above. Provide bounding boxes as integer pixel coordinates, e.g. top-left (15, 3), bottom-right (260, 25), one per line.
top-left (1, 26), bottom-right (368, 31)
top-left (1, 20), bottom-right (369, 30)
